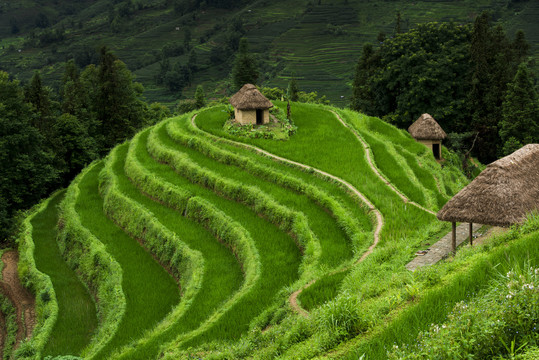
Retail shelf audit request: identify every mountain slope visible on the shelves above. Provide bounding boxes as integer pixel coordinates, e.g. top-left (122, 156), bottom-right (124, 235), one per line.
top-left (0, 0), bottom-right (537, 106)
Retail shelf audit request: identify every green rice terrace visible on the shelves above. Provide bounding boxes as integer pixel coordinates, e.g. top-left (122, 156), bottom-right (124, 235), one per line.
top-left (10, 102), bottom-right (539, 359)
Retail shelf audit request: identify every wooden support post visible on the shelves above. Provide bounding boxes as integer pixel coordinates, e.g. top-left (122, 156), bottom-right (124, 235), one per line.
top-left (452, 222), bottom-right (456, 254)
top-left (469, 223), bottom-right (473, 246)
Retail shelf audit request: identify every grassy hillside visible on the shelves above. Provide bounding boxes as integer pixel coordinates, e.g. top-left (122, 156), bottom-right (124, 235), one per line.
top-left (0, 0), bottom-right (537, 106)
top-left (12, 102), bottom-right (539, 359)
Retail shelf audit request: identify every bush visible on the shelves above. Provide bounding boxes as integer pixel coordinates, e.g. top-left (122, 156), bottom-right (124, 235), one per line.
top-left (388, 262), bottom-right (539, 359)
top-left (176, 99), bottom-right (198, 114)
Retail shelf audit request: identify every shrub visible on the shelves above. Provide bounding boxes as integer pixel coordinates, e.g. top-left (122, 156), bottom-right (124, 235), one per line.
top-left (388, 262), bottom-right (539, 359)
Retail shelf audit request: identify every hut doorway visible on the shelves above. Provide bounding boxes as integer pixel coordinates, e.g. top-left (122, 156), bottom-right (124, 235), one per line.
top-left (432, 143), bottom-right (440, 159)
top-left (256, 109), bottom-right (263, 125)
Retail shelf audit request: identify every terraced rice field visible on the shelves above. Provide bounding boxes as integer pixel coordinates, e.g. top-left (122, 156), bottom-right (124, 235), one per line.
top-left (13, 102), bottom-right (485, 359)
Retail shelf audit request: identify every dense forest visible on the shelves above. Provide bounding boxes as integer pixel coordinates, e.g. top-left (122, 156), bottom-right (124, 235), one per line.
top-left (0, 47), bottom-right (173, 242)
top-left (351, 12), bottom-right (538, 163)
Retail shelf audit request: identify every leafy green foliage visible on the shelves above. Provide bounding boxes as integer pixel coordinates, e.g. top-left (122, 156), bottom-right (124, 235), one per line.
top-left (0, 71), bottom-right (58, 242)
top-left (95, 46), bottom-right (148, 151)
top-left (499, 62), bottom-right (539, 155)
top-left (388, 261), bottom-right (539, 359)
top-left (351, 13), bottom-right (533, 163)
top-left (352, 22), bottom-right (472, 131)
top-left (231, 38), bottom-right (259, 90)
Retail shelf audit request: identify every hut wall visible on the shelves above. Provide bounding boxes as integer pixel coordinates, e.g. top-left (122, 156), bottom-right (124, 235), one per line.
top-left (417, 139), bottom-right (442, 159)
top-left (235, 109), bottom-right (270, 125)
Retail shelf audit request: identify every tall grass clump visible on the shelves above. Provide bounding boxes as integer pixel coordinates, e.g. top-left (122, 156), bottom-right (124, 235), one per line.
top-left (147, 122), bottom-right (320, 275)
top-left (112, 138), bottom-right (259, 358)
top-left (167, 117), bottom-right (372, 261)
top-left (388, 260), bottom-right (539, 359)
top-left (97, 145), bottom-right (205, 359)
top-left (57, 165), bottom-right (125, 359)
top-left (30, 190), bottom-right (97, 357)
top-left (14, 195), bottom-right (60, 359)
top-left (346, 215), bottom-right (539, 359)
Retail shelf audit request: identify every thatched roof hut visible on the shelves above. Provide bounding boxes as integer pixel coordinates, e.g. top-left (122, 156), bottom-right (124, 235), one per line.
top-left (408, 114), bottom-right (447, 140)
top-left (230, 84), bottom-right (273, 110)
top-left (229, 84), bottom-right (273, 125)
top-left (408, 114), bottom-right (447, 159)
top-left (437, 144), bottom-right (539, 227)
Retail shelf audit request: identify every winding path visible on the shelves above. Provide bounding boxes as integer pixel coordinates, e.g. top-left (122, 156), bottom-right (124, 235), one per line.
top-left (191, 113), bottom-right (383, 317)
top-left (1, 251), bottom-right (35, 349)
top-left (191, 109), bottom-right (437, 317)
top-left (330, 111), bottom-right (437, 217)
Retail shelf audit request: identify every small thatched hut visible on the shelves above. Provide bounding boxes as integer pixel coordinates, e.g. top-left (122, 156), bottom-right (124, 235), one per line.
top-left (408, 114), bottom-right (447, 159)
top-left (229, 84), bottom-right (273, 125)
top-left (437, 144), bottom-right (539, 252)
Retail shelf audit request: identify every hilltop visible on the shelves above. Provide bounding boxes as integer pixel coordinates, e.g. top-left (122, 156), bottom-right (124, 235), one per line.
top-left (1, 0), bottom-right (538, 106)
top-left (8, 101), bottom-right (539, 359)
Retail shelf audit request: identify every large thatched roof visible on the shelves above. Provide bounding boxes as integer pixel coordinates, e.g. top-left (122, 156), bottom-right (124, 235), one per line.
top-left (229, 84), bottom-right (273, 110)
top-left (437, 144), bottom-right (539, 227)
top-left (408, 113), bottom-right (447, 140)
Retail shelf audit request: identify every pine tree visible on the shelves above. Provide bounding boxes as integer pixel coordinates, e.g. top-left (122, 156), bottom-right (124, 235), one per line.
top-left (288, 75), bottom-right (299, 102)
top-left (499, 63), bottom-right (539, 155)
top-left (394, 11), bottom-right (402, 35)
top-left (96, 46), bottom-right (148, 152)
top-left (25, 70), bottom-right (54, 135)
top-left (194, 85), bottom-right (206, 108)
top-left (468, 12), bottom-right (518, 162)
top-left (0, 71), bottom-right (58, 240)
top-left (350, 43), bottom-right (376, 113)
top-left (231, 38), bottom-right (259, 90)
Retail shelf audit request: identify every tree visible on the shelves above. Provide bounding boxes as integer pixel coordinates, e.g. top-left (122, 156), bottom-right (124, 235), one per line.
top-left (288, 76), bottom-right (299, 102)
top-left (51, 113), bottom-right (98, 184)
top-left (184, 28), bottom-right (192, 50)
top-left (353, 22), bottom-right (472, 130)
top-left (0, 71), bottom-right (58, 241)
top-left (350, 43), bottom-right (378, 113)
top-left (194, 85), bottom-right (206, 108)
top-left (95, 46), bottom-right (148, 152)
top-left (231, 38), bottom-right (259, 90)
top-left (25, 71), bottom-right (55, 136)
top-left (467, 12), bottom-right (522, 162)
top-left (35, 12), bottom-right (50, 28)
top-left (394, 11), bottom-right (402, 35)
top-left (499, 63), bottom-right (539, 155)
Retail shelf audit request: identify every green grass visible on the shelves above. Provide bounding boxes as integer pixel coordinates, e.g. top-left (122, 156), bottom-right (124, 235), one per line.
top-left (159, 120), bottom-right (354, 270)
top-left (345, 222), bottom-right (539, 359)
top-left (173, 112), bottom-right (374, 244)
top-left (107, 141), bottom-right (243, 360)
top-left (74, 163), bottom-right (181, 360)
top-left (177, 103), bottom-right (455, 359)
top-left (134, 127), bottom-right (302, 348)
top-left (297, 270), bottom-right (350, 312)
top-left (30, 190), bottom-right (98, 357)
top-left (195, 103), bottom-right (435, 244)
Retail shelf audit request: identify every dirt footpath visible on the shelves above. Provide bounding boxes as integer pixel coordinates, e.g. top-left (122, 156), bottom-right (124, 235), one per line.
top-left (1, 251), bottom-right (36, 349)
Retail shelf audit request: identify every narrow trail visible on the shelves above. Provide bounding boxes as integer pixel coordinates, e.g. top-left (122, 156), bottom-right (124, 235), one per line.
top-left (330, 111), bottom-right (437, 217)
top-left (191, 114), bottom-right (383, 317)
top-left (0, 251), bottom-right (35, 349)
top-left (0, 310), bottom-right (5, 359)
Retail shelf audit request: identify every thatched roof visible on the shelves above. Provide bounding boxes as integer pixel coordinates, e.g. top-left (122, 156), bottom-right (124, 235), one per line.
top-left (229, 84), bottom-right (273, 110)
top-left (408, 113), bottom-right (447, 140)
top-left (437, 144), bottom-right (539, 227)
